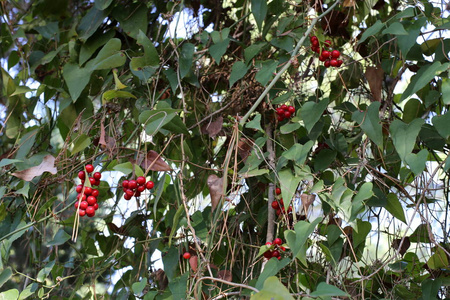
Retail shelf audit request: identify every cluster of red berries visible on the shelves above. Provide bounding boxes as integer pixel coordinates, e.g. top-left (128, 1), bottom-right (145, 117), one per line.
top-left (310, 36), bottom-right (343, 68)
top-left (271, 187), bottom-right (293, 217)
top-left (121, 176), bottom-right (154, 200)
top-left (276, 105), bottom-right (295, 122)
top-left (263, 238), bottom-right (286, 259)
top-left (75, 164), bottom-right (101, 217)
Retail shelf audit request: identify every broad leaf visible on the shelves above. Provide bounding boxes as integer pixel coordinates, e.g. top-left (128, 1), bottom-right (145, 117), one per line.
top-left (299, 98), bottom-right (329, 133)
top-left (251, 0), bottom-right (267, 31)
top-left (385, 193), bottom-right (407, 224)
top-left (229, 61), bottom-right (249, 87)
top-left (390, 118), bottom-right (424, 161)
top-left (352, 102), bottom-right (383, 147)
top-left (252, 276), bottom-right (294, 300)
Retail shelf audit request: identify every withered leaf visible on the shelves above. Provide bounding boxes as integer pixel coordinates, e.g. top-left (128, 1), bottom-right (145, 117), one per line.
top-left (153, 269), bottom-right (168, 290)
top-left (301, 193), bottom-right (315, 214)
top-left (342, 0), bottom-right (356, 7)
top-left (391, 237), bottom-right (410, 256)
top-left (237, 137), bottom-right (253, 162)
top-left (217, 270), bottom-right (232, 282)
top-left (202, 116), bottom-right (223, 138)
top-left (140, 150), bottom-right (172, 172)
top-left (207, 174), bottom-right (223, 211)
top-left (189, 255), bottom-right (198, 272)
top-left (365, 66), bottom-right (384, 102)
top-left (12, 155), bottom-right (57, 181)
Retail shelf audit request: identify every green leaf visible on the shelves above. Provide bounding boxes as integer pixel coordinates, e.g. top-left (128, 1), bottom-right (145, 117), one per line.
top-left (314, 149), bottom-right (336, 171)
top-left (168, 273), bottom-right (188, 299)
top-left (179, 43), bottom-right (195, 79)
top-left (139, 109), bottom-right (181, 136)
top-left (113, 162), bottom-right (134, 175)
top-left (89, 38), bottom-right (126, 71)
top-left (0, 159), bottom-right (23, 168)
top-left (162, 247), bottom-right (179, 282)
top-left (427, 248), bottom-right (449, 269)
top-left (113, 3), bottom-right (148, 39)
top-left (245, 113), bottom-right (263, 132)
top-left (244, 42), bottom-right (266, 63)
top-left (132, 277), bottom-right (147, 294)
top-left (251, 0), bottom-right (268, 31)
top-left (353, 219), bottom-right (372, 249)
top-left (279, 169), bottom-right (303, 210)
top-left (299, 98), bottom-right (329, 133)
top-left (310, 282), bottom-right (349, 297)
top-left (403, 98), bottom-right (424, 123)
top-left (382, 22), bottom-right (408, 35)
top-left (400, 61), bottom-right (450, 102)
top-left (409, 223), bottom-right (432, 243)
top-left (397, 18), bottom-right (426, 57)
top-left (95, 0), bottom-right (113, 10)
top-left (0, 268), bottom-right (12, 289)
top-left (352, 102), bottom-right (383, 147)
top-left (47, 229), bottom-right (70, 247)
top-left (252, 276), bottom-right (295, 300)
top-left (405, 149), bottom-right (428, 175)
top-left (35, 22), bottom-right (59, 41)
top-left (71, 134), bottom-right (91, 154)
top-left (422, 278), bottom-right (442, 300)
top-left (255, 259), bottom-right (291, 291)
top-left (209, 30), bottom-right (230, 65)
top-left (359, 20), bottom-right (384, 44)
top-left (80, 30), bottom-right (116, 65)
top-left (0, 289), bottom-right (19, 300)
top-left (229, 61), bottom-right (249, 87)
top-left (420, 38), bottom-right (443, 56)
top-left (442, 77), bottom-right (450, 105)
top-left (350, 182), bottom-right (373, 222)
top-left (285, 218), bottom-right (322, 261)
top-left (390, 118), bottom-right (424, 161)
top-left (77, 7), bottom-right (106, 42)
top-left (432, 111), bottom-right (450, 139)
top-left (15, 129), bottom-right (38, 160)
top-left (11, 86), bottom-right (34, 96)
top-left (37, 260), bottom-right (55, 282)
top-left (385, 194), bottom-right (406, 223)
top-left (255, 60), bottom-right (278, 86)
top-left (102, 90), bottom-right (136, 103)
top-left (136, 30), bottom-right (160, 66)
top-left (63, 63), bottom-right (92, 101)
top-left (282, 141), bottom-right (314, 166)
top-left (279, 122), bottom-right (300, 134)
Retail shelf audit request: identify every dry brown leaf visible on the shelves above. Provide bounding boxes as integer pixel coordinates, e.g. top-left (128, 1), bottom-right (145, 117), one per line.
top-left (202, 116), bottom-right (223, 138)
top-left (153, 269), bottom-right (168, 290)
top-left (365, 66), bottom-right (384, 102)
top-left (12, 155), bottom-right (57, 181)
top-left (342, 0), bottom-right (356, 7)
top-left (391, 237), bottom-right (410, 256)
top-left (140, 150), bottom-right (172, 172)
top-left (237, 137), bottom-right (253, 162)
top-left (301, 193), bottom-right (315, 214)
top-left (217, 270), bottom-right (232, 281)
top-left (189, 255), bottom-right (198, 272)
top-left (207, 174), bottom-right (223, 211)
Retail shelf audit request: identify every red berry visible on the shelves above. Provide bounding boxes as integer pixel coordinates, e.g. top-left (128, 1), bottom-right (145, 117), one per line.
top-left (277, 115), bottom-right (284, 122)
top-left (276, 209), bottom-right (281, 216)
top-left (78, 171), bottom-right (86, 180)
top-left (311, 39), bottom-right (319, 47)
top-left (271, 201), bottom-right (279, 210)
top-left (337, 60), bottom-right (343, 67)
top-left (324, 60), bottom-right (331, 68)
top-left (263, 251), bottom-right (273, 259)
top-left (85, 164), bottom-right (94, 173)
top-left (321, 50), bottom-right (331, 59)
top-left (94, 179), bottom-right (101, 186)
top-left (134, 191), bottom-right (141, 197)
top-left (276, 108), bottom-right (285, 115)
top-left (146, 181), bottom-right (154, 190)
top-left (318, 55), bottom-right (326, 62)
top-left (273, 238), bottom-right (282, 245)
top-left (76, 185), bottom-right (83, 193)
top-left (272, 250), bottom-right (280, 258)
top-left (74, 202), bottom-right (79, 209)
top-left (86, 206), bottom-right (95, 217)
top-left (137, 185), bottom-right (145, 192)
top-left (330, 59), bottom-right (338, 67)
top-left (280, 104), bottom-right (288, 110)
top-left (275, 187), bottom-right (281, 195)
top-left (331, 50), bottom-right (340, 58)
top-left (124, 194), bottom-right (132, 200)
top-left (324, 40), bottom-right (332, 47)
top-left (284, 111), bottom-right (291, 119)
top-left (310, 36), bottom-right (318, 42)
top-left (91, 189), bottom-right (99, 197)
top-left (125, 189), bottom-right (134, 197)
top-left (93, 203), bottom-right (99, 210)
top-left (128, 180), bottom-right (137, 190)
top-left (89, 177), bottom-right (96, 186)
top-left (93, 172), bottom-right (102, 180)
top-left (122, 180), bottom-right (129, 188)
top-left (265, 242), bottom-right (272, 246)
top-left (77, 193), bottom-right (86, 201)
top-left (287, 206), bottom-right (293, 213)
top-left (136, 176), bottom-right (146, 186)
top-left (183, 252), bottom-right (191, 259)
top-left (280, 246), bottom-right (286, 251)
top-left (84, 187), bottom-right (92, 195)
top-left (79, 209), bottom-right (86, 217)
top-left (87, 196), bottom-right (97, 206)
top-left (288, 106), bottom-right (295, 114)
top-left (313, 46), bottom-right (320, 54)
top-left (279, 198), bottom-right (284, 205)
top-left (79, 201), bottom-right (88, 210)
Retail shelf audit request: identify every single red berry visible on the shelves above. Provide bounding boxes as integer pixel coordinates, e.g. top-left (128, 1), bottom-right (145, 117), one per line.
top-left (271, 201), bottom-right (279, 210)
top-left (331, 50), bottom-right (340, 58)
top-left (183, 252), bottom-right (191, 259)
top-left (313, 47), bottom-right (321, 54)
top-left (128, 180), bottom-right (137, 190)
top-left (266, 242), bottom-right (272, 246)
top-left (276, 108), bottom-right (285, 115)
top-left (124, 194), bottom-right (132, 200)
top-left (93, 203), bottom-right (99, 210)
top-left (79, 201), bottom-right (88, 210)
top-left (279, 198), bottom-right (284, 205)
top-left (272, 250), bottom-right (280, 258)
top-left (122, 180), bottom-right (129, 188)
top-left (273, 238), bottom-right (282, 245)
top-left (324, 60), bottom-right (331, 68)
top-left (337, 60), bottom-right (343, 67)
top-left (76, 185), bottom-right (83, 193)
top-left (311, 39), bottom-right (319, 47)
top-left (78, 171), bottom-right (86, 180)
top-left (125, 189), bottom-right (134, 197)
top-left (288, 206), bottom-right (293, 213)
top-left (318, 55), bottom-right (326, 62)
top-left (263, 251), bottom-right (273, 259)
top-left (134, 191), bottom-right (141, 197)
top-left (137, 185), bottom-right (145, 192)
top-left (84, 187), bottom-right (92, 195)
top-left (324, 40), bottom-right (332, 47)
top-left (136, 176), bottom-right (146, 186)
top-left (276, 209), bottom-right (281, 216)
top-left (330, 59), bottom-right (338, 67)
top-left (86, 206), bottom-right (95, 217)
top-left (93, 172), bottom-right (102, 180)
top-left (87, 196), bottom-right (97, 206)
top-left (280, 246), bottom-right (286, 251)
top-left (91, 189), bottom-right (99, 197)
top-left (321, 50), bottom-right (331, 59)
top-left (79, 209), bottom-right (86, 217)
top-left (146, 181), bottom-right (154, 190)
top-left (288, 106), bottom-right (295, 114)
top-left (89, 177), bottom-right (96, 186)
top-left (85, 164), bottom-right (94, 173)
top-left (94, 179), bottom-right (101, 186)
top-left (275, 187), bottom-right (281, 195)
top-left (284, 111), bottom-right (291, 119)
top-left (77, 193), bottom-right (87, 201)
top-left (280, 104), bottom-right (288, 110)
top-left (277, 115), bottom-right (284, 122)
top-left (74, 202), bottom-right (79, 209)
top-left (310, 36), bottom-right (318, 42)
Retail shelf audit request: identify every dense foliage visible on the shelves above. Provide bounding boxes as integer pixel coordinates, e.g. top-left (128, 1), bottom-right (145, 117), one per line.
top-left (1, 0), bottom-right (450, 299)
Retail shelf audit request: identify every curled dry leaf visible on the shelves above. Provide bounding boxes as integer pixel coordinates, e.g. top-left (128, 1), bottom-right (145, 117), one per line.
top-left (189, 255), bottom-right (198, 272)
top-left (207, 174), bottom-right (223, 211)
top-left (201, 116), bottom-right (223, 138)
top-left (300, 193), bottom-right (315, 214)
top-left (365, 66), bottom-right (384, 102)
top-left (391, 237), bottom-right (411, 256)
top-left (12, 155), bottom-right (57, 181)
top-left (140, 150), bottom-right (172, 172)
top-left (217, 270), bottom-right (232, 282)
top-left (237, 137), bottom-right (253, 162)
top-left (153, 269), bottom-right (168, 290)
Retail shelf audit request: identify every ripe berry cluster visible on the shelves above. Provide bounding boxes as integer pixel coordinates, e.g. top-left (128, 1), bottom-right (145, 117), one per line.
top-left (75, 164), bottom-right (101, 217)
top-left (310, 36), bottom-right (343, 68)
top-left (271, 187), bottom-right (293, 217)
top-left (122, 176), bottom-right (154, 200)
top-left (276, 105), bottom-right (295, 122)
top-left (263, 238), bottom-right (286, 259)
